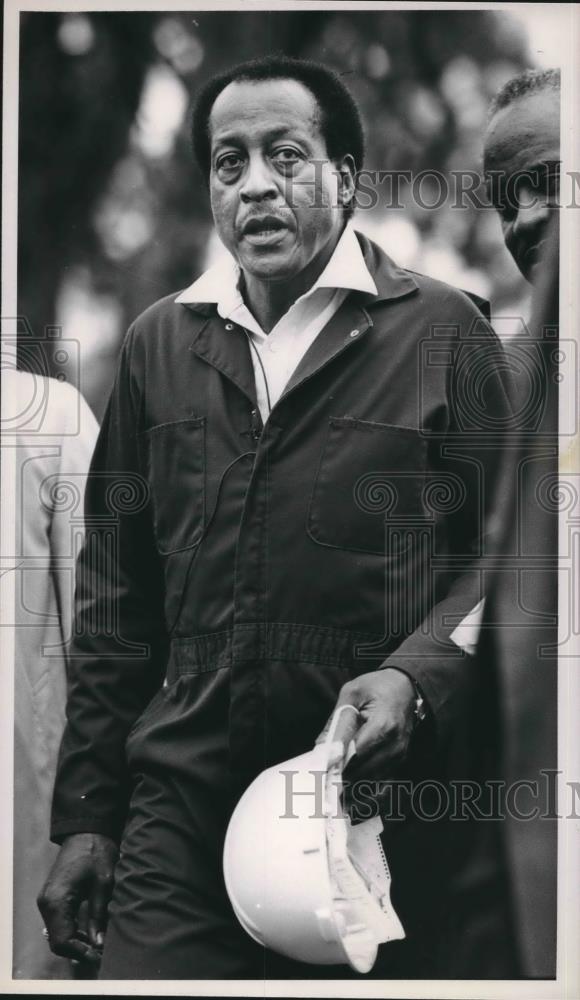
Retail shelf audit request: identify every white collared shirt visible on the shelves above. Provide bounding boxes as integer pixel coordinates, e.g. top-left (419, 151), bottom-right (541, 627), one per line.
top-left (175, 223), bottom-right (377, 424)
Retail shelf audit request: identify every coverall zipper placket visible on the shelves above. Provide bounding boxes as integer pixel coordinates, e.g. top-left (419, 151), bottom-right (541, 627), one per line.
top-left (213, 305), bottom-right (374, 766)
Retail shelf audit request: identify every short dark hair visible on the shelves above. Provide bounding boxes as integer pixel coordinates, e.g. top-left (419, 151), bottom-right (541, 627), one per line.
top-left (488, 67), bottom-right (560, 119)
top-left (191, 54), bottom-right (365, 182)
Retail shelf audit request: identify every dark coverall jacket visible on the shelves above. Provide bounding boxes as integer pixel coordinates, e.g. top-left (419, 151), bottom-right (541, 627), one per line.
top-left (51, 234), bottom-right (517, 979)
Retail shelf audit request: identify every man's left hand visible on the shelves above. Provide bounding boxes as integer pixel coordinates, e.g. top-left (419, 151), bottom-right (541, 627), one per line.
top-left (317, 669), bottom-right (417, 782)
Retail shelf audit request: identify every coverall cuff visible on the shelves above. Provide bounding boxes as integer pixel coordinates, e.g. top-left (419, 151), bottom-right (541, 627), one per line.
top-left (50, 816), bottom-right (124, 847)
top-left (381, 665), bottom-right (430, 722)
top-left (379, 639), bottom-right (475, 745)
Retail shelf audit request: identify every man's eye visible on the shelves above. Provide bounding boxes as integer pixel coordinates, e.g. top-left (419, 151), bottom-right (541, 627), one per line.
top-left (271, 148), bottom-right (303, 171)
top-left (515, 165), bottom-right (561, 203)
top-left (215, 154), bottom-right (244, 177)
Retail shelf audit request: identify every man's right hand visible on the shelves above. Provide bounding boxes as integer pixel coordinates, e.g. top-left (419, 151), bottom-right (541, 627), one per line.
top-left (37, 833), bottom-right (119, 966)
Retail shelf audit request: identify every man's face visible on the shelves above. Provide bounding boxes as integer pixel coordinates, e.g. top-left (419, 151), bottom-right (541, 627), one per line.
top-left (208, 78), bottom-right (354, 293)
top-left (484, 89), bottom-right (560, 282)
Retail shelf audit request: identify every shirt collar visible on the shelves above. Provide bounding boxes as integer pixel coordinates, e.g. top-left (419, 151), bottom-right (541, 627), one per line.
top-left (174, 222), bottom-right (378, 309)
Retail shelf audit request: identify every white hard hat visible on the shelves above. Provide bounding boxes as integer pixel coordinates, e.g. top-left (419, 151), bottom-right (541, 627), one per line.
top-left (223, 705), bottom-right (405, 974)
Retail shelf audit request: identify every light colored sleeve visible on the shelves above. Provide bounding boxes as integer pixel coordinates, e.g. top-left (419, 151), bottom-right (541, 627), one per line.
top-left (49, 383), bottom-right (99, 648)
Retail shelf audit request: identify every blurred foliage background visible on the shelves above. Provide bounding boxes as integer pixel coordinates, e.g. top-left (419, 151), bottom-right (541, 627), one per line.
top-left (18, 9), bottom-right (551, 419)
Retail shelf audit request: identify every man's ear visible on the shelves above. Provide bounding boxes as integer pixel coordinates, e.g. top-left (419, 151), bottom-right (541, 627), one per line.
top-left (336, 154), bottom-right (356, 210)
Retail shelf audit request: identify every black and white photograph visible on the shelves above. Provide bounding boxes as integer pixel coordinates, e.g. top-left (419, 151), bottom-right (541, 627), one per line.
top-left (1, 2), bottom-right (578, 995)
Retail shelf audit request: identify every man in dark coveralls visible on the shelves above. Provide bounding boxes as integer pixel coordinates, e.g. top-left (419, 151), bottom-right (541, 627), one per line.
top-left (39, 57), bottom-right (517, 979)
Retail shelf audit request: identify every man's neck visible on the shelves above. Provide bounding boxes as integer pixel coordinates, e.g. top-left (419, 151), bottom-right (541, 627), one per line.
top-left (241, 280), bottom-right (300, 334)
top-left (240, 227), bottom-right (345, 334)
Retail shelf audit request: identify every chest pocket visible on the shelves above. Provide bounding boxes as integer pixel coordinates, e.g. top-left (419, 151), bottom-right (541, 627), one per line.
top-left (141, 417), bottom-right (205, 554)
top-left (307, 416), bottom-right (428, 555)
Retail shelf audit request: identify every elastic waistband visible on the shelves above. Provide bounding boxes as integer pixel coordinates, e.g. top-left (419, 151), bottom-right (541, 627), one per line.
top-left (167, 622), bottom-right (386, 680)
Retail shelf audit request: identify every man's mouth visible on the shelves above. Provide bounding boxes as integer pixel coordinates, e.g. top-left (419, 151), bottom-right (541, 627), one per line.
top-left (241, 215), bottom-right (290, 246)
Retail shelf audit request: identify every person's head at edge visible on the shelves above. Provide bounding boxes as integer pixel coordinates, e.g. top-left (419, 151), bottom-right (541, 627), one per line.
top-left (191, 56), bottom-right (364, 327)
top-left (483, 67), bottom-right (560, 284)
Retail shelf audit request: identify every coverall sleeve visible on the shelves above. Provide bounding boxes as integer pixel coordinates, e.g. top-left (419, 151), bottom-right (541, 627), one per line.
top-left (50, 326), bottom-right (169, 844)
top-left (382, 303), bottom-right (515, 742)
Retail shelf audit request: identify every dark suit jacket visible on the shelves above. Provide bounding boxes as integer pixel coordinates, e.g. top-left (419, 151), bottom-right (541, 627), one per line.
top-left (481, 221), bottom-right (559, 977)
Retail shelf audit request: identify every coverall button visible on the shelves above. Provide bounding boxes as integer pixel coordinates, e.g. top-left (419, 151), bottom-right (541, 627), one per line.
top-left (349, 328), bottom-right (360, 338)
top-left (225, 323), bottom-right (234, 331)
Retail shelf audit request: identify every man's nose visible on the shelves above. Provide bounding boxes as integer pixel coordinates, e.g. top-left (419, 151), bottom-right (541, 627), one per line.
top-left (240, 154), bottom-right (278, 203)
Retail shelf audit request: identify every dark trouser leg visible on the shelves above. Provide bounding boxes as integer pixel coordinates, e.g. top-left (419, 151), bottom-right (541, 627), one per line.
top-left (99, 767), bottom-right (264, 979)
top-left (99, 671), bottom-right (265, 979)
